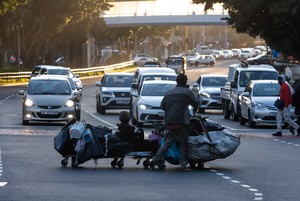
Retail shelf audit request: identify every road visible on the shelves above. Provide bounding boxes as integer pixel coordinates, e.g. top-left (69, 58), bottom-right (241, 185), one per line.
top-left (0, 59), bottom-right (300, 201)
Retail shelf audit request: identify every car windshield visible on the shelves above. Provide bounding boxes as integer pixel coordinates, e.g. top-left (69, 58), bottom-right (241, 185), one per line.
top-left (167, 59), bottom-right (182, 65)
top-left (253, 84), bottom-right (280, 96)
top-left (141, 83), bottom-right (176, 96)
top-left (48, 69), bottom-right (74, 78)
top-left (239, 71), bottom-right (278, 87)
top-left (104, 75), bottom-right (133, 87)
top-left (142, 75), bottom-right (176, 82)
top-left (28, 80), bottom-right (71, 95)
top-left (202, 77), bottom-right (227, 87)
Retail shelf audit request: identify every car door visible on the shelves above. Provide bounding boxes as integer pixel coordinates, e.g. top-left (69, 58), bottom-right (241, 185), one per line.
top-left (240, 83), bottom-right (253, 119)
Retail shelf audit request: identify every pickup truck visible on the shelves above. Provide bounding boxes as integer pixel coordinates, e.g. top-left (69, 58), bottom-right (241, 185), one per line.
top-left (220, 63), bottom-right (279, 121)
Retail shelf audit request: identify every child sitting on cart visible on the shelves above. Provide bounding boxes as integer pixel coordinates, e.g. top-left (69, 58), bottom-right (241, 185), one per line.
top-left (117, 111), bottom-right (159, 155)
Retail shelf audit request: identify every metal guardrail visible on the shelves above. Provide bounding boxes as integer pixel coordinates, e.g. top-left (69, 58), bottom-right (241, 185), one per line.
top-left (0, 60), bottom-right (135, 83)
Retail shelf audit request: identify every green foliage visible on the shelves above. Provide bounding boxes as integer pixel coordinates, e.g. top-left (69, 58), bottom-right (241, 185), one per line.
top-left (193, 0), bottom-right (300, 60)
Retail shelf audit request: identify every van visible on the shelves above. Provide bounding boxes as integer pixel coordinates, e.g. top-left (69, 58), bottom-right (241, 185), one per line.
top-left (165, 56), bottom-right (186, 74)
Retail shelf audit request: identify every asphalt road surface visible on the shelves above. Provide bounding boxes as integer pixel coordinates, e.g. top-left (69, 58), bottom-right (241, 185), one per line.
top-left (0, 59), bottom-right (300, 201)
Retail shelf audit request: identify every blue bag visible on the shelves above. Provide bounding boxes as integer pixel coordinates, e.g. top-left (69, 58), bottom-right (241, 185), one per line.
top-left (161, 138), bottom-right (180, 165)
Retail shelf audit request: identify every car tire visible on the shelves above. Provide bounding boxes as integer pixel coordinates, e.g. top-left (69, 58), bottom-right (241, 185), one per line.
top-left (198, 108), bottom-right (205, 114)
top-left (76, 110), bottom-right (81, 121)
top-left (194, 62), bottom-right (199, 67)
top-left (248, 110), bottom-right (256, 128)
top-left (22, 120), bottom-right (29, 125)
top-left (96, 98), bottom-right (100, 113)
top-left (209, 62), bottom-right (214, 67)
top-left (223, 100), bottom-right (230, 119)
top-left (239, 116), bottom-right (246, 125)
top-left (99, 106), bottom-right (105, 114)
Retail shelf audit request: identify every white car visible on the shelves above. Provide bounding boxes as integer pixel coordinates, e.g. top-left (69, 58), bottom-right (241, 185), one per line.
top-left (221, 50), bottom-right (234, 59)
top-left (192, 74), bottom-right (227, 113)
top-left (239, 80), bottom-right (296, 128)
top-left (210, 50), bottom-right (225, 60)
top-left (187, 55), bottom-right (216, 67)
top-left (131, 80), bottom-right (177, 127)
top-left (178, 52), bottom-right (200, 61)
top-left (133, 54), bottom-right (158, 66)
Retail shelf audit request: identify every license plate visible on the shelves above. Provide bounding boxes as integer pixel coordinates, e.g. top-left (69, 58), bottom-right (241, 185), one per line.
top-left (270, 112), bottom-right (277, 116)
top-left (116, 100), bottom-right (129, 105)
top-left (41, 110), bottom-right (59, 115)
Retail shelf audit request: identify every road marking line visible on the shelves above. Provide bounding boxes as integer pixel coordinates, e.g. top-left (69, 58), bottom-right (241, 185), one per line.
top-left (85, 109), bottom-right (117, 128)
top-left (0, 182), bottom-right (8, 186)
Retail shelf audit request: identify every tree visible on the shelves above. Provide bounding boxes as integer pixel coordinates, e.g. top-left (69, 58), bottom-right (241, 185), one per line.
top-left (0, 0), bottom-right (26, 15)
top-left (192, 0), bottom-right (300, 60)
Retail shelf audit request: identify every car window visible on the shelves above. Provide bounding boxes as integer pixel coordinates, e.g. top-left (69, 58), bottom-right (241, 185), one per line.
top-left (239, 71), bottom-right (278, 87)
top-left (142, 75), bottom-right (176, 82)
top-left (28, 80), bottom-right (71, 95)
top-left (104, 75), bottom-right (133, 87)
top-left (40, 68), bottom-right (47, 75)
top-left (253, 84), bottom-right (280, 97)
top-left (48, 69), bottom-right (74, 78)
top-left (31, 67), bottom-right (41, 76)
top-left (141, 83), bottom-right (176, 96)
top-left (202, 77), bottom-right (227, 87)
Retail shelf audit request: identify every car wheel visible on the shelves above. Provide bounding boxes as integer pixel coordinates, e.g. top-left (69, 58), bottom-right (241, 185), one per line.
top-left (223, 100), bottom-right (230, 119)
top-left (198, 108), bottom-right (205, 114)
top-left (209, 62), bottom-right (214, 66)
top-left (248, 110), bottom-right (256, 128)
top-left (239, 115), bottom-right (246, 125)
top-left (194, 62), bottom-right (199, 67)
top-left (22, 119), bottom-right (29, 125)
top-left (135, 110), bottom-right (143, 127)
top-left (98, 102), bottom-right (105, 114)
top-left (96, 98), bottom-right (100, 113)
top-left (76, 110), bottom-right (81, 121)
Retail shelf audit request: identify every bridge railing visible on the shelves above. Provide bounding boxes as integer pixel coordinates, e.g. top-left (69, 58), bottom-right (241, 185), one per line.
top-left (0, 60), bottom-right (135, 84)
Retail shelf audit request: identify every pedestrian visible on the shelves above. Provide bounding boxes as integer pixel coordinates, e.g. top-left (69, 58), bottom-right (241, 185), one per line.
top-left (293, 82), bottom-right (300, 125)
top-left (272, 75), bottom-right (300, 136)
top-left (117, 111), bottom-right (159, 154)
top-left (149, 74), bottom-right (200, 171)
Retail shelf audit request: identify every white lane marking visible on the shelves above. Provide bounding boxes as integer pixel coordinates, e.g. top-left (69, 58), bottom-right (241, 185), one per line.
top-left (84, 109), bottom-right (117, 128)
top-left (273, 139), bottom-right (300, 147)
top-left (209, 168), bottom-right (263, 200)
top-left (0, 147), bottom-right (8, 187)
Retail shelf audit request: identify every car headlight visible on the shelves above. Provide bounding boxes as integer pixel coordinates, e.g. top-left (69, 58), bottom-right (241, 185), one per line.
top-left (102, 91), bottom-right (114, 97)
top-left (25, 98), bottom-right (34, 107)
top-left (66, 100), bottom-right (74, 107)
top-left (253, 102), bottom-right (265, 109)
top-left (140, 104), bottom-right (152, 110)
top-left (200, 92), bottom-right (210, 98)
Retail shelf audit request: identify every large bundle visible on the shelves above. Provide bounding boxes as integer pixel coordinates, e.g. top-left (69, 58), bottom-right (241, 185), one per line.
top-left (188, 130), bottom-right (240, 162)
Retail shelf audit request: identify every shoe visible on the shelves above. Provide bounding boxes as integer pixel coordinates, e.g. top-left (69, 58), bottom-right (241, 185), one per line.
top-left (288, 126), bottom-right (295, 135)
top-left (179, 165), bottom-right (194, 172)
top-left (272, 131), bottom-right (282, 136)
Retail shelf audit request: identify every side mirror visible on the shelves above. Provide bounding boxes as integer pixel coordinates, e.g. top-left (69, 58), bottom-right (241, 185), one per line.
top-left (18, 90), bottom-right (25, 95)
top-left (75, 74), bottom-right (80, 78)
top-left (95, 82), bottom-right (102, 87)
top-left (230, 82), bottom-right (237, 88)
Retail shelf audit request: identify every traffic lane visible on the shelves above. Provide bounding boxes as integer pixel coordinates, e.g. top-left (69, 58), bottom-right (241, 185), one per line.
top-left (207, 136), bottom-right (300, 201)
top-left (0, 134), bottom-right (254, 201)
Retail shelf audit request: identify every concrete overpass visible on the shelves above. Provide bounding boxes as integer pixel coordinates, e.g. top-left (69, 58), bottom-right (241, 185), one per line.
top-left (102, 0), bottom-right (229, 27)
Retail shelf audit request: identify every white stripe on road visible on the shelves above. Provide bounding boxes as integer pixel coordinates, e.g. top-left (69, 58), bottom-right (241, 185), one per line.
top-left (0, 147), bottom-right (8, 187)
top-left (85, 109), bottom-right (117, 128)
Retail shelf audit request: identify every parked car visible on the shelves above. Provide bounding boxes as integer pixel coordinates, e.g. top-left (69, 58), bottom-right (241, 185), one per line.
top-left (30, 65), bottom-right (82, 92)
top-left (192, 74), bottom-right (227, 113)
top-left (187, 55), bottom-right (216, 67)
top-left (95, 73), bottom-right (134, 114)
top-left (247, 54), bottom-right (276, 65)
top-left (210, 50), bottom-right (225, 60)
top-left (231, 48), bottom-right (241, 58)
top-left (239, 80), bottom-right (296, 127)
top-left (131, 80), bottom-right (177, 126)
top-left (18, 76), bottom-right (81, 125)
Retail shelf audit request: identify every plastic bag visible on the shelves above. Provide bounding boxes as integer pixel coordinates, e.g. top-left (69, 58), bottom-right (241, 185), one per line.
top-left (161, 138), bottom-right (180, 165)
top-left (69, 121), bottom-right (86, 139)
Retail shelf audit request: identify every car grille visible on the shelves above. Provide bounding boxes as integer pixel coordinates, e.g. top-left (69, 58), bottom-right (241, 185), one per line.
top-left (114, 92), bottom-right (130, 98)
top-left (262, 116), bottom-right (277, 121)
top-left (210, 93), bottom-right (220, 99)
top-left (140, 114), bottom-right (164, 121)
top-left (39, 106), bottom-right (61, 109)
top-left (36, 113), bottom-right (63, 118)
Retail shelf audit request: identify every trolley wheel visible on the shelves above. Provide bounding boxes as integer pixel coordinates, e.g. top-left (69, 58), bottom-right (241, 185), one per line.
top-left (198, 161), bottom-right (205, 169)
top-left (117, 159), bottom-right (124, 168)
top-left (61, 157), bottom-right (68, 167)
top-left (111, 158), bottom-right (118, 167)
top-left (189, 161), bottom-right (196, 169)
top-left (158, 164), bottom-right (166, 170)
top-left (143, 158), bottom-right (150, 168)
top-left (71, 157), bottom-right (78, 168)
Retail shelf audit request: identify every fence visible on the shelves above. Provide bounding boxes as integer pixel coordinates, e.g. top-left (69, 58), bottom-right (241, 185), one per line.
top-left (0, 60), bottom-right (135, 84)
